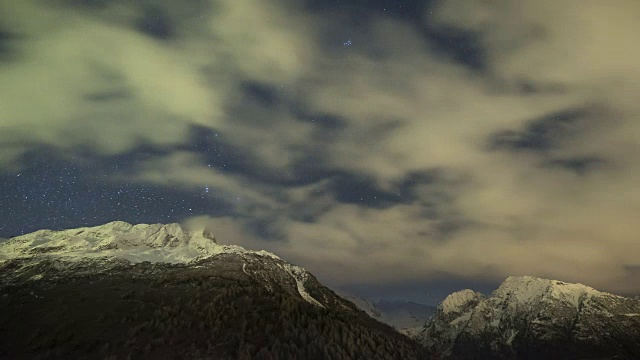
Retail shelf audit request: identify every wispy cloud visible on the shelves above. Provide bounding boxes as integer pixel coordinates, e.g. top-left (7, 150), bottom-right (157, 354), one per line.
top-left (1, 0), bottom-right (639, 295)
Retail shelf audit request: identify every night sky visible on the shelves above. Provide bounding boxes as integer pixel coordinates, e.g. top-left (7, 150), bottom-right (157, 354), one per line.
top-left (1, 0), bottom-right (639, 303)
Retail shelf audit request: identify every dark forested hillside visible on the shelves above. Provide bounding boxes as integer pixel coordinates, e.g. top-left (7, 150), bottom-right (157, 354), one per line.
top-left (0, 257), bottom-right (426, 359)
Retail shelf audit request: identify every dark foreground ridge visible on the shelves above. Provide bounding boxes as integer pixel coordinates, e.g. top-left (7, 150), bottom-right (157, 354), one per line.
top-left (0, 254), bottom-right (424, 359)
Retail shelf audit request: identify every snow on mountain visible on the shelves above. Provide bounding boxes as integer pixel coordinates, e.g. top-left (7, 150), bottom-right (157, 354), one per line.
top-left (440, 289), bottom-right (485, 315)
top-left (0, 221), bottom-right (241, 263)
top-left (0, 221), bottom-right (330, 307)
top-left (417, 275), bottom-right (640, 359)
top-left (281, 262), bottom-right (324, 308)
top-left (493, 275), bottom-right (601, 308)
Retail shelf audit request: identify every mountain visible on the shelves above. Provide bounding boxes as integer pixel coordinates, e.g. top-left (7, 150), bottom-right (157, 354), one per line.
top-left (335, 293), bottom-right (383, 320)
top-left (375, 301), bottom-right (436, 334)
top-left (416, 276), bottom-right (640, 359)
top-left (0, 221), bottom-right (425, 359)
top-left (335, 293), bottom-right (436, 337)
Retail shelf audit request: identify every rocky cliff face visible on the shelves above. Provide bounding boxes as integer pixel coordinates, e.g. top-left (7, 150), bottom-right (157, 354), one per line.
top-left (417, 276), bottom-right (640, 359)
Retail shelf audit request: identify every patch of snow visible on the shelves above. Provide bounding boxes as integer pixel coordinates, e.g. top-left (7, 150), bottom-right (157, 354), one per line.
top-left (282, 263), bottom-right (324, 308)
top-left (440, 289), bottom-right (482, 314)
top-left (449, 311), bottom-right (472, 326)
top-left (254, 250), bottom-right (281, 260)
top-left (506, 330), bottom-right (519, 346)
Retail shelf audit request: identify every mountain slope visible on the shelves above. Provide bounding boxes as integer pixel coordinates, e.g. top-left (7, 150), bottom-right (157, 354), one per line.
top-left (417, 276), bottom-right (640, 359)
top-left (0, 221), bottom-right (425, 359)
top-left (374, 300), bottom-right (437, 336)
top-left (336, 292), bottom-right (436, 336)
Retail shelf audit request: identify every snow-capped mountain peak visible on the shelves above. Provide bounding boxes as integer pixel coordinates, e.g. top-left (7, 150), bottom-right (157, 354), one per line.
top-left (0, 222), bottom-right (338, 308)
top-left (0, 221), bottom-right (245, 264)
top-left (493, 275), bottom-right (604, 308)
top-left (417, 276), bottom-right (640, 359)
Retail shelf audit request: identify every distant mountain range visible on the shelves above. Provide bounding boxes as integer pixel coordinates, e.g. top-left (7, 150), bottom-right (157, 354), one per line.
top-left (1, 221), bottom-right (638, 359)
top-left (336, 292), bottom-right (436, 336)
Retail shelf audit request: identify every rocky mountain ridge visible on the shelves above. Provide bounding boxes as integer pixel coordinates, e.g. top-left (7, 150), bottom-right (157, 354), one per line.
top-left (3, 221), bottom-right (638, 359)
top-left (417, 275), bottom-right (640, 359)
top-left (0, 221), bottom-right (327, 308)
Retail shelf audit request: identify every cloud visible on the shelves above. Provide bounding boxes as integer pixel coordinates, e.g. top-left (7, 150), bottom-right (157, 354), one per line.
top-left (431, 0), bottom-right (640, 84)
top-left (2, 0), bottom-right (640, 296)
top-left (0, 0), bottom-right (313, 168)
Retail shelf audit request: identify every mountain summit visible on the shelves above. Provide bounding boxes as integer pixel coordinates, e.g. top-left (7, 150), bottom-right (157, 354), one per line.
top-left (417, 275), bottom-right (640, 359)
top-left (1, 221), bottom-right (245, 263)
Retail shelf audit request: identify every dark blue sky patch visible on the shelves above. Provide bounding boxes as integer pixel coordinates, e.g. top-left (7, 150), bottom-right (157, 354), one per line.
top-left (242, 215), bottom-right (288, 242)
top-left (488, 108), bottom-right (589, 152)
top-left (285, 154), bottom-right (338, 186)
top-left (60, 0), bottom-right (212, 39)
top-left (277, 167), bottom-right (469, 228)
top-left (394, 168), bottom-right (469, 238)
top-left (305, 0), bottom-right (431, 58)
top-left (0, 150), bottom-right (234, 238)
top-left (290, 104), bottom-right (348, 133)
top-left (313, 0), bottom-right (485, 71)
top-left (396, 169), bottom-right (438, 194)
top-left (66, 142), bottom-right (171, 176)
top-left (236, 81), bottom-right (348, 136)
top-left (422, 27), bottom-right (486, 70)
top-left (184, 125), bottom-right (342, 189)
top-left (64, 0), bottom-right (112, 8)
top-left (82, 87), bottom-right (133, 102)
top-left (512, 80), bottom-right (567, 96)
top-left (304, 0), bottom-right (429, 23)
top-left (543, 156), bottom-right (607, 176)
top-left (394, 169), bottom-right (464, 206)
top-left (0, 26), bottom-right (20, 62)
top-left (305, 0), bottom-right (486, 71)
top-left (182, 125), bottom-right (259, 176)
top-left (135, 5), bottom-right (175, 40)
top-left (226, 81), bottom-right (292, 130)
top-left (330, 172), bottom-right (406, 208)
top-left (241, 81), bottom-right (281, 108)
top-left (431, 216), bottom-right (470, 240)
top-left (287, 196), bottom-right (334, 224)
top-left (303, 113), bottom-right (347, 132)
top-left (288, 99), bottom-right (349, 146)
top-left (338, 275), bottom-right (500, 306)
